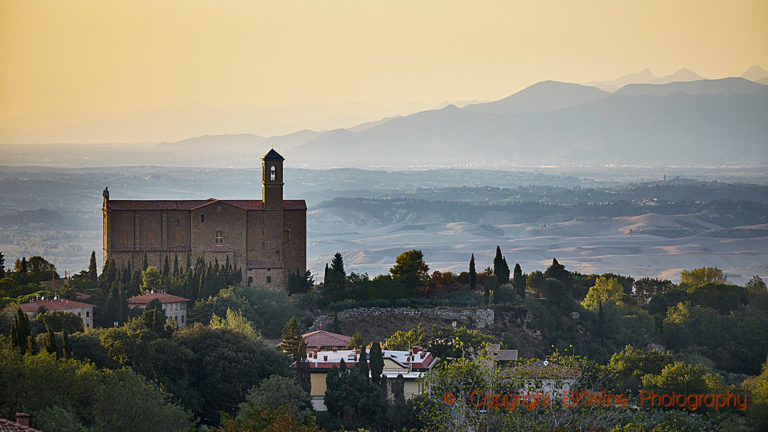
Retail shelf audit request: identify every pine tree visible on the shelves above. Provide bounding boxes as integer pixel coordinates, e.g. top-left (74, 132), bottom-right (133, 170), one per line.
top-left (369, 342), bottom-right (384, 385)
top-left (281, 317), bottom-right (303, 360)
top-left (469, 254), bottom-right (477, 291)
top-left (88, 251), bottom-right (98, 281)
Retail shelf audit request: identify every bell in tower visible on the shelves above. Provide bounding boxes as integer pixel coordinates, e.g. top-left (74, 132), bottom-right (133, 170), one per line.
top-left (262, 149), bottom-right (284, 209)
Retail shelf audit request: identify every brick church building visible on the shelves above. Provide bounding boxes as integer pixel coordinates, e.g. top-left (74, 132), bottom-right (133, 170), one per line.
top-left (102, 149), bottom-right (306, 287)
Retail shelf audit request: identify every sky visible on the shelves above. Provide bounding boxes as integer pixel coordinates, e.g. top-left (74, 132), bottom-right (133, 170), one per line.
top-left (0, 0), bottom-right (766, 142)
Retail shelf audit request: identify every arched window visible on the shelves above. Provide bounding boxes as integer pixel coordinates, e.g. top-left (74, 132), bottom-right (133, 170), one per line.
top-left (270, 165), bottom-right (276, 181)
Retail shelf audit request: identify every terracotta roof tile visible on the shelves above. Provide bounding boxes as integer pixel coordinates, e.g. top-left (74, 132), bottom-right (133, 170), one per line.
top-left (108, 199), bottom-right (306, 211)
top-left (302, 330), bottom-right (352, 348)
top-left (15, 298), bottom-right (95, 313)
top-left (128, 292), bottom-right (191, 305)
top-left (0, 417), bottom-right (42, 432)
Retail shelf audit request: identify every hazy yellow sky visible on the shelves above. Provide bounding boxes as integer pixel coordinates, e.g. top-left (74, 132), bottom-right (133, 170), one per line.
top-left (1, 0), bottom-right (767, 121)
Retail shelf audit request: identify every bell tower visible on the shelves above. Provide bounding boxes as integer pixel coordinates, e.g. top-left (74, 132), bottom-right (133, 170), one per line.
top-left (262, 149), bottom-right (284, 209)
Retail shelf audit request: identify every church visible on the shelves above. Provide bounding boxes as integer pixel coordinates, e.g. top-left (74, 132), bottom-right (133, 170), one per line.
top-left (102, 149), bottom-right (306, 287)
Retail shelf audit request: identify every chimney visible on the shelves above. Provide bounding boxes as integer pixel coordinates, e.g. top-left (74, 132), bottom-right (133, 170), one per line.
top-left (15, 413), bottom-right (30, 427)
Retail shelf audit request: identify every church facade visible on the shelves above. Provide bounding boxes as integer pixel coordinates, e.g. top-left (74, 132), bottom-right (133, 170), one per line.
top-left (102, 149), bottom-right (306, 287)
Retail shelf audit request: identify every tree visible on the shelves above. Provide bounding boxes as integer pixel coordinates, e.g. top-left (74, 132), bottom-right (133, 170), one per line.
top-left (0, 250), bottom-right (5, 278)
top-left (468, 254), bottom-right (477, 291)
top-left (140, 266), bottom-right (162, 294)
top-left (747, 275), bottom-right (768, 296)
top-left (11, 308), bottom-right (31, 352)
top-left (357, 341), bottom-right (369, 378)
top-left (44, 323), bottom-right (59, 357)
top-left (88, 251), bottom-right (98, 281)
top-left (544, 257), bottom-right (570, 284)
top-left (369, 342), bottom-right (384, 386)
top-left (162, 256), bottom-right (170, 277)
top-left (512, 263), bottom-right (525, 298)
top-left (349, 331), bottom-right (364, 349)
top-left (211, 308), bottom-right (261, 341)
top-left (62, 330), bottom-right (71, 359)
top-left (390, 249), bottom-right (429, 291)
top-left (142, 253), bottom-right (148, 271)
top-left (493, 247), bottom-right (510, 285)
top-left (281, 317), bottom-right (303, 360)
top-left (175, 324), bottom-right (291, 424)
top-left (324, 253), bottom-right (347, 302)
top-left (581, 276), bottom-right (629, 311)
top-left (633, 277), bottom-right (673, 304)
top-left (288, 270), bottom-right (314, 296)
top-left (234, 375), bottom-right (313, 426)
top-left (386, 324), bottom-right (426, 350)
top-left (19, 256), bottom-right (28, 274)
top-left (680, 267), bottom-right (726, 286)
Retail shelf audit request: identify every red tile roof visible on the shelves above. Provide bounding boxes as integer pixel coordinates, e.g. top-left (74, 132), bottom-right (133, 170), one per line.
top-left (108, 199), bottom-right (306, 211)
top-left (302, 329), bottom-right (352, 348)
top-left (16, 298), bottom-right (95, 313)
top-left (128, 292), bottom-right (191, 305)
top-left (0, 416), bottom-right (42, 432)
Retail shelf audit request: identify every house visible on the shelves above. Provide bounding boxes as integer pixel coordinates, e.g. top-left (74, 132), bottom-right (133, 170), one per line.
top-left (16, 298), bottom-right (95, 329)
top-left (301, 346), bottom-right (437, 411)
top-left (488, 343), bottom-right (519, 363)
top-left (302, 327), bottom-right (352, 350)
top-left (500, 360), bottom-right (579, 398)
top-left (128, 291), bottom-right (191, 327)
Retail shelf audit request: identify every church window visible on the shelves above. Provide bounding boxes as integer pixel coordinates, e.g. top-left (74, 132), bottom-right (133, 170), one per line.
top-left (270, 165), bottom-right (276, 181)
top-left (266, 276), bottom-right (272, 284)
top-left (200, 214), bottom-right (205, 223)
top-left (215, 230), bottom-right (224, 244)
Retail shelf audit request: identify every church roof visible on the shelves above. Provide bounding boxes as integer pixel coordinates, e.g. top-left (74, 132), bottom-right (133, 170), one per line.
top-left (108, 199), bottom-right (306, 211)
top-left (263, 149), bottom-right (284, 160)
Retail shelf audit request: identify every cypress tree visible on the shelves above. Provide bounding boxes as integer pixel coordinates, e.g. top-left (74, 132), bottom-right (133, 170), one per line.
top-left (162, 255), bottom-right (170, 277)
top-left (11, 308), bottom-right (31, 351)
top-left (20, 257), bottom-right (28, 274)
top-left (0, 250), bottom-right (5, 278)
top-left (142, 253), bottom-right (148, 271)
top-left (88, 251), bottom-right (98, 281)
top-left (513, 263), bottom-right (525, 298)
top-left (62, 330), bottom-right (71, 359)
top-left (27, 334), bottom-right (37, 355)
top-left (369, 342), bottom-right (384, 385)
top-left (358, 342), bottom-right (369, 379)
top-left (499, 257), bottom-right (510, 285)
top-left (44, 323), bottom-right (58, 357)
top-left (469, 254), bottom-right (477, 290)
top-left (173, 254), bottom-right (179, 277)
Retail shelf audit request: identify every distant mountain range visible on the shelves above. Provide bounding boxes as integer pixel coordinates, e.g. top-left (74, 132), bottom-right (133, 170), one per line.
top-left (161, 73), bottom-right (768, 167)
